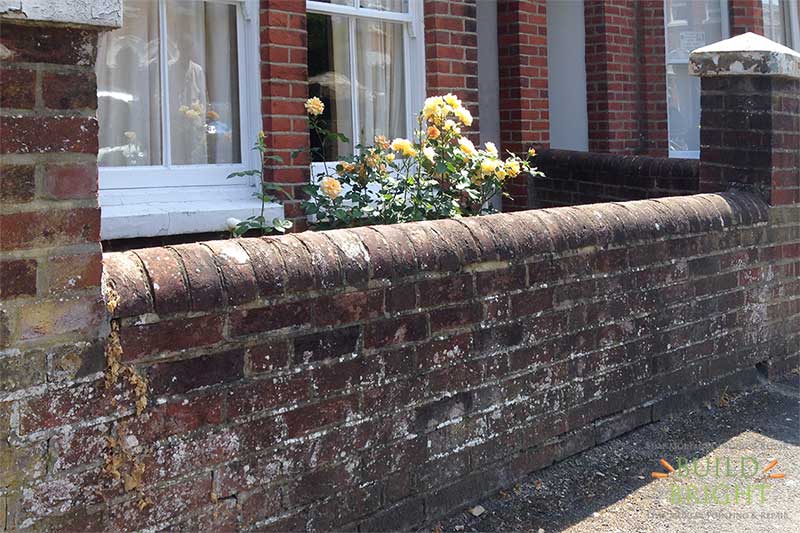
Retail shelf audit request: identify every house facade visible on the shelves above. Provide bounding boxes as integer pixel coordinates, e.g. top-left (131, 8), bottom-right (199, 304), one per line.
top-left (7, 0), bottom-right (800, 240)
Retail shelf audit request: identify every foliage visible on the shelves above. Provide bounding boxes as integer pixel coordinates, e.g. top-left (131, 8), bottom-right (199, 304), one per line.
top-left (226, 130), bottom-right (293, 237)
top-left (300, 94), bottom-right (543, 229)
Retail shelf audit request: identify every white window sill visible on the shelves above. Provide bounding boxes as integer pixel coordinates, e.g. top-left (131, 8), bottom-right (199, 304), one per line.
top-left (100, 193), bottom-right (283, 240)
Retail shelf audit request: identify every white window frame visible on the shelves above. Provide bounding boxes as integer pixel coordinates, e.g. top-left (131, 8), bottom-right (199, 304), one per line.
top-left (665, 0), bottom-right (729, 159)
top-left (99, 0), bottom-right (276, 239)
top-left (306, 0), bottom-right (426, 179)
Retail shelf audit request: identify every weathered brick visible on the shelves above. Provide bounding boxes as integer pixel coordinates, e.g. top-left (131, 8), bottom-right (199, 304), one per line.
top-left (0, 67), bottom-right (35, 108)
top-left (293, 326), bottom-right (360, 364)
top-left (0, 22), bottom-right (98, 65)
top-left (118, 314), bottom-right (224, 361)
top-left (364, 314), bottom-right (428, 349)
top-left (0, 349), bottom-right (45, 393)
top-left (229, 300), bottom-right (311, 337)
top-left (0, 208), bottom-right (100, 251)
top-left (42, 71), bottom-right (97, 109)
top-left (0, 164), bottom-right (35, 204)
top-left (43, 163), bottom-right (98, 200)
top-left (0, 115), bottom-right (99, 154)
top-left (147, 349), bottom-right (244, 396)
top-left (0, 258), bottom-right (37, 298)
top-left (46, 253), bottom-right (102, 293)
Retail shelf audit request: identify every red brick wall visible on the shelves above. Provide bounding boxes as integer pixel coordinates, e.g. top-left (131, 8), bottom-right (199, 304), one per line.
top-left (35, 192), bottom-right (788, 531)
top-left (425, 0), bottom-right (480, 133)
top-left (729, 0), bottom-right (764, 35)
top-left (529, 149), bottom-right (699, 207)
top-left (497, 0), bottom-right (549, 211)
top-left (0, 18), bottom-right (108, 516)
top-left (260, 0), bottom-right (310, 229)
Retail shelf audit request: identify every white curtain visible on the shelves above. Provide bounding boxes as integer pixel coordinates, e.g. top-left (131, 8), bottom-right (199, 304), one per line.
top-left (96, 0), bottom-right (240, 169)
top-left (166, 0), bottom-right (240, 165)
top-left (96, 0), bottom-right (161, 167)
top-left (356, 18), bottom-right (406, 146)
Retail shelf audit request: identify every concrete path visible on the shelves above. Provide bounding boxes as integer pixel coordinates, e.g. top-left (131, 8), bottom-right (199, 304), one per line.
top-left (436, 375), bottom-right (800, 532)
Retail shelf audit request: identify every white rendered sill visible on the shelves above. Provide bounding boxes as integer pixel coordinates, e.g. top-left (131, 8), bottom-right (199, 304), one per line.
top-left (100, 194), bottom-right (283, 240)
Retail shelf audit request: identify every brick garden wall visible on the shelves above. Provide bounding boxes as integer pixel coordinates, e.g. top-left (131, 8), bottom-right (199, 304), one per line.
top-left (4, 190), bottom-right (796, 530)
top-left (528, 149), bottom-right (699, 208)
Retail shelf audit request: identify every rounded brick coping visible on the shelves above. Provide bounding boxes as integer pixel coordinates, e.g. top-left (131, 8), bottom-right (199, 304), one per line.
top-left (103, 191), bottom-right (768, 319)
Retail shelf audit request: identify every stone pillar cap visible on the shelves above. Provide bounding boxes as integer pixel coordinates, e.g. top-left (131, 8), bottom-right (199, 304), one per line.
top-left (0, 0), bottom-right (122, 29)
top-left (690, 32), bottom-right (800, 79)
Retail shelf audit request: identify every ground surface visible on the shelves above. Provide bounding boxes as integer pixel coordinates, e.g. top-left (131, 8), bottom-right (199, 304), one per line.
top-left (435, 375), bottom-right (800, 533)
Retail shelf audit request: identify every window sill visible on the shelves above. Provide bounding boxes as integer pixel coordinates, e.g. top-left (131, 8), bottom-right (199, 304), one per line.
top-left (100, 196), bottom-right (283, 240)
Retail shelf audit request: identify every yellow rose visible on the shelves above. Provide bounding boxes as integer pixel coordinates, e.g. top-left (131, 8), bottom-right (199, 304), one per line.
top-left (427, 125), bottom-right (441, 140)
top-left (257, 130), bottom-right (266, 141)
top-left (340, 162), bottom-right (356, 174)
top-left (385, 153), bottom-right (395, 162)
top-left (480, 158), bottom-right (500, 175)
top-left (390, 138), bottom-right (417, 157)
top-left (422, 96), bottom-right (444, 120)
top-left (443, 119), bottom-right (461, 135)
top-left (496, 168), bottom-right (507, 180)
top-left (458, 137), bottom-right (476, 156)
top-left (455, 107), bottom-right (473, 127)
top-left (485, 142), bottom-right (498, 156)
top-left (528, 147), bottom-right (537, 157)
top-left (305, 96), bottom-right (325, 116)
top-left (443, 93), bottom-right (461, 109)
top-left (423, 146), bottom-right (436, 163)
top-left (374, 135), bottom-right (390, 149)
top-left (320, 176), bottom-right (342, 199)
top-left (504, 159), bottom-right (521, 177)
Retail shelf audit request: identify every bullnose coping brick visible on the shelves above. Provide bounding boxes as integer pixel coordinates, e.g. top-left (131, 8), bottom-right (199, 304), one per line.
top-left (104, 191), bottom-right (768, 319)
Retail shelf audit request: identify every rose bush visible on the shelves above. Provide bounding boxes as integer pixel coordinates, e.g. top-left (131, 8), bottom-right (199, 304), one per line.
top-left (228, 94), bottom-right (542, 235)
top-left (301, 93), bottom-right (542, 229)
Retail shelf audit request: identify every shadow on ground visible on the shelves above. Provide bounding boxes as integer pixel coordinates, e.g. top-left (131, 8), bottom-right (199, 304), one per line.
top-left (435, 374), bottom-right (800, 533)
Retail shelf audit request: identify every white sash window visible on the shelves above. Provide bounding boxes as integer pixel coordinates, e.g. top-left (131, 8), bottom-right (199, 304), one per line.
top-left (96, 0), bottom-right (269, 239)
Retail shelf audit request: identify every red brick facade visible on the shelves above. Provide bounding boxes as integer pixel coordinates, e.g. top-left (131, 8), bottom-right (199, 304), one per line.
top-left (729, 0), bottom-right (764, 35)
top-left (260, 0), bottom-right (480, 227)
top-left (424, 0), bottom-right (480, 133)
top-left (497, 0), bottom-right (549, 211)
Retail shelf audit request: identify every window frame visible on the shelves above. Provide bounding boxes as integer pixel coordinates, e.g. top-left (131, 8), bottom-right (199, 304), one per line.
top-left (664, 0), bottom-right (729, 159)
top-left (99, 0), bottom-right (265, 239)
top-left (306, 0), bottom-right (426, 178)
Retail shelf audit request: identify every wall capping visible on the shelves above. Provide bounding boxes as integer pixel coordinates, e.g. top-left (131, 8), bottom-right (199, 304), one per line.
top-left (690, 32), bottom-right (800, 79)
top-left (0, 0), bottom-right (122, 29)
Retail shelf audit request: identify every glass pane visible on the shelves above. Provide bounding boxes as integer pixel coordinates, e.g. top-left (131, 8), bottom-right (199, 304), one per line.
top-left (664, 0), bottom-right (723, 153)
top-left (762, 0), bottom-right (788, 46)
top-left (166, 1), bottom-right (241, 165)
top-left (307, 13), bottom-right (354, 160)
top-left (360, 0), bottom-right (409, 13)
top-left (355, 18), bottom-right (406, 144)
top-left (313, 0), bottom-right (355, 5)
top-left (96, 0), bottom-right (161, 167)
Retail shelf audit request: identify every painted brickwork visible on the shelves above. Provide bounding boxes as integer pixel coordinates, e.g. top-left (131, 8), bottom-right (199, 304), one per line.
top-left (529, 149), bottom-right (699, 207)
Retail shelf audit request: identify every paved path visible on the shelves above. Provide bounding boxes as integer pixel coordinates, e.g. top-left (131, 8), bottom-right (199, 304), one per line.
top-left (436, 375), bottom-right (800, 532)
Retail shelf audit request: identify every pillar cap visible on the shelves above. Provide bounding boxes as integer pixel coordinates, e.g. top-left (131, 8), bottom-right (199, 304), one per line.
top-left (689, 32), bottom-right (800, 79)
top-left (0, 0), bottom-right (122, 29)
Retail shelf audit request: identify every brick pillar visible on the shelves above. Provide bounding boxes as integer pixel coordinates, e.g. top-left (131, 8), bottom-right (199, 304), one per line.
top-left (729, 0), bottom-right (764, 36)
top-left (425, 0), bottom-right (480, 132)
top-left (691, 32), bottom-right (799, 206)
top-left (0, 5), bottom-right (118, 526)
top-left (497, 0), bottom-right (548, 211)
top-left (260, 0), bottom-right (310, 229)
